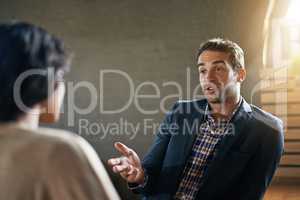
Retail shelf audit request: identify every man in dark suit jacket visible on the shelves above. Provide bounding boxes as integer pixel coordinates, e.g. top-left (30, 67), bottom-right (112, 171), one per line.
top-left (108, 38), bottom-right (284, 200)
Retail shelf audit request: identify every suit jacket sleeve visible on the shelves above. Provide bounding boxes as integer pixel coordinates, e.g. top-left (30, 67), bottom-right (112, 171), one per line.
top-left (130, 101), bottom-right (180, 195)
top-left (231, 119), bottom-right (284, 200)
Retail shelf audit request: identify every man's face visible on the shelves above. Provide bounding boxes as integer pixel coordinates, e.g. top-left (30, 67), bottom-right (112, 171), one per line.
top-left (197, 50), bottom-right (242, 104)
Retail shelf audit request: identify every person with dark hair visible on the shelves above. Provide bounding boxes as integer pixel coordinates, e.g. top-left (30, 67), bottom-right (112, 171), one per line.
top-left (0, 22), bottom-right (119, 200)
top-left (108, 38), bottom-right (284, 200)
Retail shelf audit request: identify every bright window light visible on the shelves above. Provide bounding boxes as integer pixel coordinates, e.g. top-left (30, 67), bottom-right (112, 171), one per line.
top-left (285, 0), bottom-right (300, 24)
top-left (285, 0), bottom-right (300, 59)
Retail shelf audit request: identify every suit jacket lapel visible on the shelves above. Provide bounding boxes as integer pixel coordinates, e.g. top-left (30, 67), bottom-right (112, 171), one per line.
top-left (181, 100), bottom-right (207, 165)
top-left (199, 98), bottom-right (253, 184)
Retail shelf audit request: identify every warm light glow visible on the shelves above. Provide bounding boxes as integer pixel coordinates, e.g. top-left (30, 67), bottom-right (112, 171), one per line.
top-left (285, 0), bottom-right (300, 24)
top-left (285, 0), bottom-right (300, 59)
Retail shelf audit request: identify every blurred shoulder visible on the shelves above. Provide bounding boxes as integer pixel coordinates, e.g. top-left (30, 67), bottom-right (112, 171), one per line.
top-left (31, 127), bottom-right (94, 157)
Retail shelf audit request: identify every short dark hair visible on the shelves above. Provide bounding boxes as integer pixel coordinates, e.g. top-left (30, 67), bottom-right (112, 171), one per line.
top-left (196, 38), bottom-right (245, 70)
top-left (0, 22), bottom-right (71, 122)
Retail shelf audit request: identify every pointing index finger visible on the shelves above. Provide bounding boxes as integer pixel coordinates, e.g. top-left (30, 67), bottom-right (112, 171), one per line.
top-left (114, 142), bottom-right (133, 157)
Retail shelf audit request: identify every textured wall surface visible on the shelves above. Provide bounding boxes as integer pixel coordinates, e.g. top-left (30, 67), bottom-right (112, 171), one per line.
top-left (0, 0), bottom-right (268, 198)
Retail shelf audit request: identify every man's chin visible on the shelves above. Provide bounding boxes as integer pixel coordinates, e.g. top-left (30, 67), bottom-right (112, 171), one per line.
top-left (205, 95), bottom-right (222, 104)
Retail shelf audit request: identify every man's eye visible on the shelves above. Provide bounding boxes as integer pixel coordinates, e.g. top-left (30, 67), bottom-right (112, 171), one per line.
top-left (216, 66), bottom-right (224, 72)
top-left (199, 69), bottom-right (207, 74)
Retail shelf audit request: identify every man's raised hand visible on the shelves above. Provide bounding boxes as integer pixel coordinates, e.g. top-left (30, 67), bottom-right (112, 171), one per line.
top-left (108, 142), bottom-right (145, 184)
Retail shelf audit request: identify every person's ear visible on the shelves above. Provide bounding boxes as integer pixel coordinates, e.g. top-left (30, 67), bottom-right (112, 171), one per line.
top-left (39, 82), bottom-right (65, 123)
top-left (236, 68), bottom-right (246, 83)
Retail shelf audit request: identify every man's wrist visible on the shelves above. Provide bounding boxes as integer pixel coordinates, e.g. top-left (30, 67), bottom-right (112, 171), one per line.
top-left (135, 168), bottom-right (145, 184)
top-left (128, 168), bottom-right (148, 189)
top-left (128, 174), bottom-right (148, 189)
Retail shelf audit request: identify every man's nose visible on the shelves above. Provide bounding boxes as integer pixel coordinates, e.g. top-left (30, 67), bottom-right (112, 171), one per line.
top-left (206, 69), bottom-right (217, 81)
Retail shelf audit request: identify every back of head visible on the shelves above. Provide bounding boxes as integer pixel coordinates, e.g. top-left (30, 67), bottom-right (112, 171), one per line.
top-left (0, 22), bottom-right (71, 122)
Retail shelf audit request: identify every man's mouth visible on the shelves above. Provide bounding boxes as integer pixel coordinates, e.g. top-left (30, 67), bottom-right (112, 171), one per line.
top-left (205, 86), bottom-right (214, 91)
top-left (205, 87), bottom-right (216, 95)
top-left (204, 84), bottom-right (218, 93)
